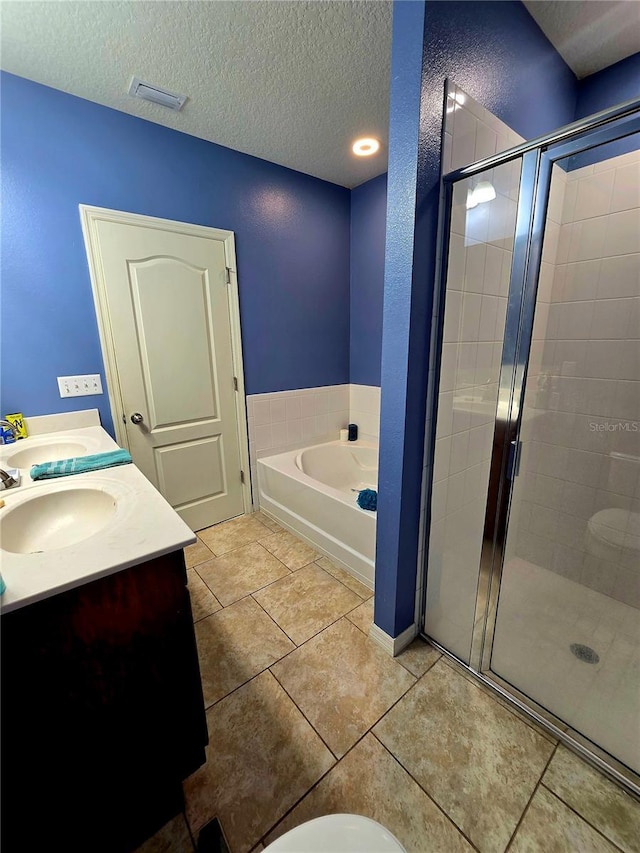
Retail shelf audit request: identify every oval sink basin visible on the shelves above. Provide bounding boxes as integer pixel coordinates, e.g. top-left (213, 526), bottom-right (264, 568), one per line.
top-left (5, 441), bottom-right (89, 469)
top-left (1, 487), bottom-right (117, 553)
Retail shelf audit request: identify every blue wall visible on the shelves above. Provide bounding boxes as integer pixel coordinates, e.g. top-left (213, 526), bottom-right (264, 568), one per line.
top-left (375, 0), bottom-right (578, 637)
top-left (350, 173), bottom-right (387, 386)
top-left (576, 52), bottom-right (640, 119)
top-left (570, 52), bottom-right (640, 169)
top-left (0, 72), bottom-right (351, 434)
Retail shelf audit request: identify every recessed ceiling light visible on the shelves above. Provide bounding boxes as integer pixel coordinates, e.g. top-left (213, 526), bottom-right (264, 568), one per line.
top-left (352, 137), bottom-right (380, 157)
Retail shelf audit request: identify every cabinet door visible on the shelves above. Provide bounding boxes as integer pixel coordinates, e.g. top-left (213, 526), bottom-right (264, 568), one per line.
top-left (1, 551), bottom-right (208, 853)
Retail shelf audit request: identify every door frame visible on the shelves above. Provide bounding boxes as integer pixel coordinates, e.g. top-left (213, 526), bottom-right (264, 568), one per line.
top-left (79, 204), bottom-right (253, 515)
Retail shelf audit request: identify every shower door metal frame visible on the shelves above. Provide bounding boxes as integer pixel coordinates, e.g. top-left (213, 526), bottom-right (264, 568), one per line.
top-left (423, 95), bottom-right (640, 795)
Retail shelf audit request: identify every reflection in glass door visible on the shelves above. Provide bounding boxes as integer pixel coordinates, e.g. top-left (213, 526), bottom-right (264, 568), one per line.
top-left (490, 133), bottom-right (640, 775)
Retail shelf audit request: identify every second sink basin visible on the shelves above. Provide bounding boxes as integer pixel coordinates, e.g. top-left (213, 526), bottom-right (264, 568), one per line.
top-left (4, 440), bottom-right (89, 470)
top-left (1, 486), bottom-right (118, 553)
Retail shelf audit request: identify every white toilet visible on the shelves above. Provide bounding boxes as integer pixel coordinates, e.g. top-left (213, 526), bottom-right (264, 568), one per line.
top-left (586, 507), bottom-right (640, 564)
top-left (584, 452), bottom-right (640, 567)
top-left (263, 814), bottom-right (407, 852)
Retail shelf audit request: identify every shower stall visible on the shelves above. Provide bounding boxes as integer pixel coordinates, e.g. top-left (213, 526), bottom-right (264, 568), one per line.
top-left (423, 92), bottom-right (640, 794)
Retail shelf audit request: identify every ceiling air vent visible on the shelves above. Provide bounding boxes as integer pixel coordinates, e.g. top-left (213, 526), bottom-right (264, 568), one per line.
top-left (128, 77), bottom-right (187, 111)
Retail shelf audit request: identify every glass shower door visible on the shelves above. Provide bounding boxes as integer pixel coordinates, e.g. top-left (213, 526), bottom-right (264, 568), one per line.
top-left (426, 156), bottom-right (523, 663)
top-left (489, 135), bottom-right (640, 775)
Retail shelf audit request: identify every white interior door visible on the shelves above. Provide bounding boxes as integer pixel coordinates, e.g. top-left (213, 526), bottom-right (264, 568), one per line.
top-left (82, 210), bottom-right (246, 531)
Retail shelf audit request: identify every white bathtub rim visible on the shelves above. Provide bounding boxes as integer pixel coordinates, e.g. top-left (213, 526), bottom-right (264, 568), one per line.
top-left (259, 438), bottom-right (379, 516)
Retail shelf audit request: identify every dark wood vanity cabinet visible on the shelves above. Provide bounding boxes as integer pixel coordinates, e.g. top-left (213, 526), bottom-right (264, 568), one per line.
top-left (1, 550), bottom-right (208, 853)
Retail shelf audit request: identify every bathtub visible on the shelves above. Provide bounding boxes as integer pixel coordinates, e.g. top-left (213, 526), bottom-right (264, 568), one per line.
top-left (257, 440), bottom-right (378, 588)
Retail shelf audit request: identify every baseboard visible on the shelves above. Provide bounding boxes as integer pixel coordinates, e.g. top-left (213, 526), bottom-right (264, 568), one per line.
top-left (369, 621), bottom-right (417, 657)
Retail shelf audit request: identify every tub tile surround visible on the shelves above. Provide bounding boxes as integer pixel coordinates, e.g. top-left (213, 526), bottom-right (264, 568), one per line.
top-left (245, 383), bottom-right (380, 504)
top-left (348, 383), bottom-right (381, 441)
top-left (135, 514), bottom-right (639, 853)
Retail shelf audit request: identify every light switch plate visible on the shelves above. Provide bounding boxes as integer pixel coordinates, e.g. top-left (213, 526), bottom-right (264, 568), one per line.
top-left (57, 374), bottom-right (103, 398)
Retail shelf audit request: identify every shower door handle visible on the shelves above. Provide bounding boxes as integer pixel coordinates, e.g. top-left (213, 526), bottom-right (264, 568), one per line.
top-left (507, 440), bottom-right (522, 480)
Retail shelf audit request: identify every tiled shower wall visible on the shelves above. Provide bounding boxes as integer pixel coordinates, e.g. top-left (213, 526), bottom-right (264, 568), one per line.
top-left (246, 384), bottom-right (380, 506)
top-left (424, 85), bottom-right (526, 660)
top-left (514, 148), bottom-right (640, 606)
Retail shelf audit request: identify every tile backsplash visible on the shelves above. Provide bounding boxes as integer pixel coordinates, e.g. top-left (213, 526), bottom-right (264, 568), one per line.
top-left (246, 383), bottom-right (380, 506)
top-left (349, 384), bottom-right (381, 441)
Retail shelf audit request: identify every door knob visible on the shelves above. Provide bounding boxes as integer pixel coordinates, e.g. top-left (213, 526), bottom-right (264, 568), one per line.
top-left (130, 413), bottom-right (144, 425)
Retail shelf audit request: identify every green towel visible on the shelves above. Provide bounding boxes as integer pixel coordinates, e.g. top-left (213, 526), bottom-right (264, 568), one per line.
top-left (30, 449), bottom-right (133, 480)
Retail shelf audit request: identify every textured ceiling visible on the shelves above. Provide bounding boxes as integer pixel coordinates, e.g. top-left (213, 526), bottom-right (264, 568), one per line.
top-left (2, 2), bottom-right (638, 189)
top-left (0, 0), bottom-right (392, 188)
top-left (523, 0), bottom-right (640, 79)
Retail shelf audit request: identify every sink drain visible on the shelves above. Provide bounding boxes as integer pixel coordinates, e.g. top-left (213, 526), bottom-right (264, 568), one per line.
top-left (570, 643), bottom-right (600, 664)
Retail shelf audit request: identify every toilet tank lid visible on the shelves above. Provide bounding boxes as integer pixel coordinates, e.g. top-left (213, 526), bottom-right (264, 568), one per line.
top-left (588, 509), bottom-right (640, 551)
top-left (263, 814), bottom-right (407, 853)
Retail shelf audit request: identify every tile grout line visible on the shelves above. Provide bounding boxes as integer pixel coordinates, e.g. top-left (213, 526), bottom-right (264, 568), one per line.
top-left (400, 649), bottom-right (443, 680)
top-left (196, 608), bottom-right (381, 715)
top-left (187, 521), bottom-right (537, 853)
top-left (184, 524), bottom-right (638, 852)
top-left (195, 591), bottom-right (434, 716)
top-left (181, 810), bottom-right (198, 852)
top-left (187, 575), bottom-right (223, 621)
top-left (257, 540), bottom-right (317, 572)
top-left (199, 648), bottom-right (294, 714)
top-left (254, 721), bottom-right (399, 850)
top-left (196, 517), bottom-right (272, 557)
top-left (344, 608), bottom-right (372, 637)
top-left (312, 556), bottom-right (373, 600)
top-left (191, 523), bottom-right (371, 614)
top-left (439, 655), bottom-right (560, 746)
top-left (192, 599), bottom-right (297, 713)
top-left (504, 741), bottom-right (559, 852)
top-left (250, 566), bottom-right (374, 649)
top-left (539, 782), bottom-right (632, 853)
top-left (192, 544), bottom-right (293, 605)
top-left (268, 667), bottom-right (339, 759)
top-left (371, 731), bottom-right (482, 853)
top-left (257, 637), bottom-right (443, 847)
top-left (250, 592), bottom-right (299, 647)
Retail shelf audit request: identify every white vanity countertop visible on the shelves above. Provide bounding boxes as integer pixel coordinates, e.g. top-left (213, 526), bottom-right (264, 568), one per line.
top-left (0, 425), bottom-right (196, 613)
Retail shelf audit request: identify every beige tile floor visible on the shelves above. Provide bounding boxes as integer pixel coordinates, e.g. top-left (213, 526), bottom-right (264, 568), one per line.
top-left (138, 513), bottom-right (640, 853)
